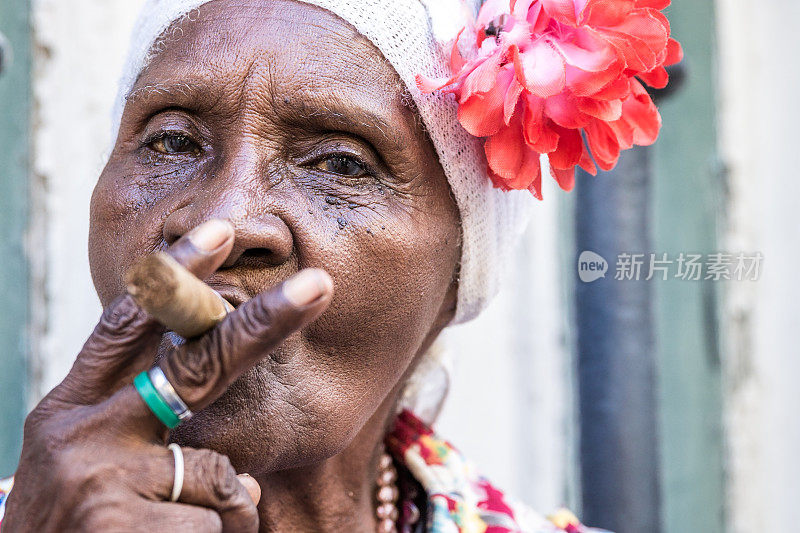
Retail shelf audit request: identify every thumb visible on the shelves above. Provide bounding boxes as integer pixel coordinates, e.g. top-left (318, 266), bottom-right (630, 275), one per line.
top-left (237, 474), bottom-right (262, 505)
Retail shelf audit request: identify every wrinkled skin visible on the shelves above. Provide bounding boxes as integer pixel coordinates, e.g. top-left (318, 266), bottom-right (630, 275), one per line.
top-left (4, 1), bottom-right (461, 532)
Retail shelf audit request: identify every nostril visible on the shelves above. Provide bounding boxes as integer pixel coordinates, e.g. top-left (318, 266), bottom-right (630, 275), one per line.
top-left (222, 247), bottom-right (282, 269)
top-left (243, 248), bottom-right (274, 261)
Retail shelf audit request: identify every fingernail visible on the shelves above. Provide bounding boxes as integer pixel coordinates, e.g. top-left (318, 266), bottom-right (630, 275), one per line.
top-left (237, 473), bottom-right (262, 505)
top-left (283, 269), bottom-right (333, 307)
top-left (187, 219), bottom-right (233, 252)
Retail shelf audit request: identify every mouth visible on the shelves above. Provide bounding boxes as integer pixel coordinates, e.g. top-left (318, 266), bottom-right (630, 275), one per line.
top-left (207, 282), bottom-right (252, 310)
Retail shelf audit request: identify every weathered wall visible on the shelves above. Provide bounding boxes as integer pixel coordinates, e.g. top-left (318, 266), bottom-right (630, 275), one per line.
top-left (439, 184), bottom-right (572, 512)
top-left (716, 0), bottom-right (800, 530)
top-left (30, 0), bottom-right (146, 398)
top-left (0, 0), bottom-right (32, 477)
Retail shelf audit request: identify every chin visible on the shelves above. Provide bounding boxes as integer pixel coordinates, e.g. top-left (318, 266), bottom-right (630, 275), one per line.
top-left (167, 367), bottom-right (352, 475)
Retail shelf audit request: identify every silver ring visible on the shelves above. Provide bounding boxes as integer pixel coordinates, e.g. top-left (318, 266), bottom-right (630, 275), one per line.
top-left (148, 366), bottom-right (193, 421)
top-left (168, 443), bottom-right (184, 502)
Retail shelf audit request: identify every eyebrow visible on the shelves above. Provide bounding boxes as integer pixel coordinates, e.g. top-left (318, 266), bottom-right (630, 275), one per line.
top-left (126, 79), bottom-right (409, 152)
top-left (291, 97), bottom-right (400, 149)
top-left (126, 81), bottom-right (217, 109)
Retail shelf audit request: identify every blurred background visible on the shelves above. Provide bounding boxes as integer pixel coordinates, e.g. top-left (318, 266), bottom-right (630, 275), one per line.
top-left (0, 1), bottom-right (798, 532)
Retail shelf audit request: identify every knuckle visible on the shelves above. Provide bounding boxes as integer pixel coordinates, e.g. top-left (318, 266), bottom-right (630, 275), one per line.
top-left (237, 294), bottom-right (281, 342)
top-left (21, 409), bottom-right (47, 442)
top-left (168, 344), bottom-right (222, 393)
top-left (78, 505), bottom-right (119, 531)
top-left (196, 450), bottom-right (241, 503)
top-left (95, 294), bottom-right (150, 339)
top-left (199, 510), bottom-right (224, 532)
top-left (26, 416), bottom-right (73, 462)
top-left (80, 295), bottom-right (154, 361)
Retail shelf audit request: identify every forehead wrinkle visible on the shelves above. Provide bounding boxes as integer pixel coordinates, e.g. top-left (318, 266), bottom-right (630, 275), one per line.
top-left (127, 0), bottom-right (419, 150)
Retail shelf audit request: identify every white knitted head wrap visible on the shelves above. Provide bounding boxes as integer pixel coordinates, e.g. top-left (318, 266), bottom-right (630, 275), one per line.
top-left (111, 0), bottom-right (535, 326)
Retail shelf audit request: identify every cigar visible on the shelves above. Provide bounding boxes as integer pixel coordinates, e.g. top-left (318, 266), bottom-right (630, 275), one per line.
top-left (125, 251), bottom-right (234, 338)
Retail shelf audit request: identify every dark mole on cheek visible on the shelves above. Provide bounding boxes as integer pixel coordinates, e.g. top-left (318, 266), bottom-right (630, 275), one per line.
top-left (325, 196), bottom-right (340, 206)
top-left (337, 217), bottom-right (348, 230)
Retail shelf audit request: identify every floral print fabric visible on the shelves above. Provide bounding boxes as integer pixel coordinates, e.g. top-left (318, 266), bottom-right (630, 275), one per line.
top-left (386, 409), bottom-right (609, 533)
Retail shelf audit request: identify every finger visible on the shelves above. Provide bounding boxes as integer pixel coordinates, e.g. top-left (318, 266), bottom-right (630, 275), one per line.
top-left (151, 447), bottom-right (259, 533)
top-left (164, 218), bottom-right (235, 282)
top-left (237, 474), bottom-right (262, 505)
top-left (53, 220), bottom-right (235, 406)
top-left (160, 268), bottom-right (333, 412)
top-left (51, 293), bottom-right (161, 406)
top-left (138, 502), bottom-right (223, 533)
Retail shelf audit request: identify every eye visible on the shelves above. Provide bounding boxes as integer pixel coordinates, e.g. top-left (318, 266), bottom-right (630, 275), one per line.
top-left (148, 132), bottom-right (201, 156)
top-left (316, 155), bottom-right (370, 177)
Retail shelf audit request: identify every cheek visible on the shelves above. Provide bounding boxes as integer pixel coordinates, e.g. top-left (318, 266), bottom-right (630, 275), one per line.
top-left (299, 195), bottom-right (459, 415)
top-left (89, 159), bottom-right (188, 305)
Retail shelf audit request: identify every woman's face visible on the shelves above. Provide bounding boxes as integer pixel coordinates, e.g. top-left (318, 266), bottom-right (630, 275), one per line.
top-left (88, 0), bottom-right (460, 473)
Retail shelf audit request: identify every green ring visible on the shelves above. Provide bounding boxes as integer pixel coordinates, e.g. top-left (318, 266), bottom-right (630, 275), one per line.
top-left (134, 371), bottom-right (182, 429)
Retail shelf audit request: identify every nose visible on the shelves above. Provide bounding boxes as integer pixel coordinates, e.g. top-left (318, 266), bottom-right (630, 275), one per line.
top-left (163, 204), bottom-right (294, 269)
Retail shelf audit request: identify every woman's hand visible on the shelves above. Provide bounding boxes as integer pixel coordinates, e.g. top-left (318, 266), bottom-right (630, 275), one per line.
top-left (2, 220), bottom-right (333, 532)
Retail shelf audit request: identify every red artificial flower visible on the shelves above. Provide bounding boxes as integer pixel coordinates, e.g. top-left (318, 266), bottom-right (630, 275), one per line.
top-left (417, 0), bottom-right (683, 199)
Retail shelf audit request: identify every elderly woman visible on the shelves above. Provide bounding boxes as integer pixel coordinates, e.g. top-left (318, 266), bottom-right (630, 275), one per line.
top-left (0, 0), bottom-right (679, 531)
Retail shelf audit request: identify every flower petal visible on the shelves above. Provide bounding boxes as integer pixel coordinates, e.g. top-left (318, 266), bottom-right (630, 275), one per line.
top-left (551, 166), bottom-right (576, 191)
top-left (638, 65), bottom-right (669, 89)
top-left (610, 8), bottom-right (670, 63)
top-left (450, 28), bottom-right (467, 73)
top-left (512, 0), bottom-right (536, 19)
top-left (460, 51), bottom-right (504, 102)
top-left (579, 0), bottom-right (635, 27)
top-left (590, 76), bottom-right (631, 100)
top-left (635, 0), bottom-right (670, 9)
top-left (457, 66), bottom-right (516, 137)
top-left (524, 95), bottom-right (560, 153)
top-left (577, 96), bottom-right (623, 121)
top-left (578, 140), bottom-right (598, 175)
top-left (485, 114), bottom-right (545, 194)
top-left (599, 28), bottom-right (656, 72)
top-left (549, 126), bottom-right (584, 171)
top-left (565, 59), bottom-right (623, 97)
top-left (665, 37), bottom-right (683, 66)
top-left (545, 92), bottom-right (592, 128)
top-left (504, 77), bottom-right (525, 125)
top-left (541, 0), bottom-right (579, 26)
top-left (549, 30), bottom-right (617, 72)
top-left (416, 74), bottom-right (451, 93)
top-left (618, 79), bottom-right (662, 145)
top-left (584, 119), bottom-right (621, 171)
top-left (512, 41), bottom-right (567, 98)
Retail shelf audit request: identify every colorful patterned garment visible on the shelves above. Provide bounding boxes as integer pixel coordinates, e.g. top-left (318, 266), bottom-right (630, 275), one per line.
top-left (386, 409), bottom-right (608, 533)
top-left (0, 476), bottom-right (12, 528)
top-left (0, 410), bottom-right (608, 532)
